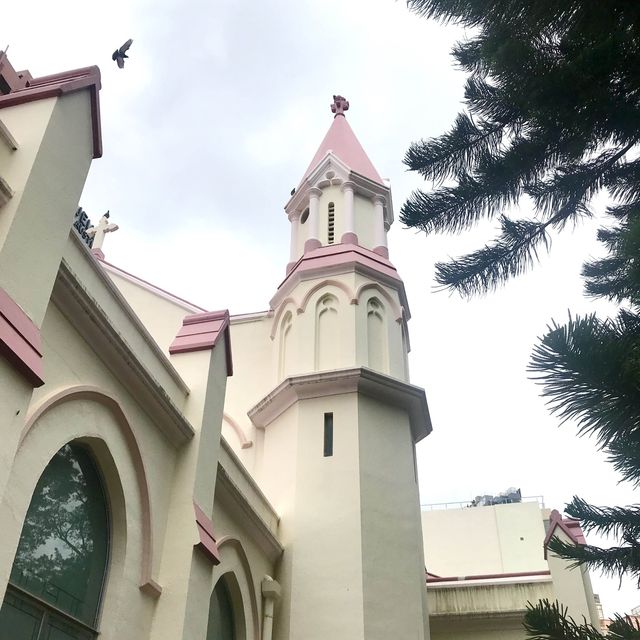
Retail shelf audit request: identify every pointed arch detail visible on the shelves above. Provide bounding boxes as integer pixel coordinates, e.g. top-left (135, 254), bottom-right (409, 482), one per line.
top-left (269, 297), bottom-right (298, 340)
top-left (223, 412), bottom-right (253, 449)
top-left (216, 536), bottom-right (261, 640)
top-left (352, 282), bottom-right (403, 321)
top-left (19, 385), bottom-right (160, 596)
top-left (298, 279), bottom-right (355, 314)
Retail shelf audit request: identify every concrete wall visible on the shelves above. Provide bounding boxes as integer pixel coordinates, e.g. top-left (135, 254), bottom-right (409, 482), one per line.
top-left (422, 502), bottom-right (548, 577)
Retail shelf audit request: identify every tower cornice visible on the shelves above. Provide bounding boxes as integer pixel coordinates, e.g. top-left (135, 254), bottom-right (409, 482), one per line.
top-left (270, 243), bottom-right (411, 320)
top-left (247, 366), bottom-right (432, 443)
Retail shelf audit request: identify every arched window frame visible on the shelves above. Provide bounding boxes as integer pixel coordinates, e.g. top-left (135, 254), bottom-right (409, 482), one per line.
top-left (278, 310), bottom-right (294, 380)
top-left (315, 293), bottom-right (340, 370)
top-left (366, 296), bottom-right (389, 373)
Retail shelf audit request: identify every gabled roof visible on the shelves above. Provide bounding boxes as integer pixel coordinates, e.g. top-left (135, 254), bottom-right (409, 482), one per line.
top-left (0, 52), bottom-right (102, 158)
top-left (543, 509), bottom-right (587, 559)
top-left (300, 112), bottom-right (384, 186)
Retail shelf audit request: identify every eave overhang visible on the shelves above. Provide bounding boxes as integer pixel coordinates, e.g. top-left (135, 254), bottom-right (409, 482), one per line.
top-left (248, 366), bottom-right (432, 443)
top-left (53, 232), bottom-right (195, 446)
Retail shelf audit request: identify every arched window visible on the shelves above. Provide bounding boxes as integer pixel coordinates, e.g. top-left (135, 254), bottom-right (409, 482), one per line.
top-left (367, 297), bottom-right (388, 372)
top-left (327, 202), bottom-right (335, 244)
top-left (278, 311), bottom-right (294, 379)
top-left (316, 294), bottom-right (340, 370)
top-left (0, 444), bottom-right (109, 639)
top-left (206, 578), bottom-right (236, 640)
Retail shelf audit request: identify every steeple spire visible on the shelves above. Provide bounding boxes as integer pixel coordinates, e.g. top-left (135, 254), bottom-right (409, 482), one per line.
top-left (285, 96), bottom-right (394, 272)
top-left (300, 96), bottom-right (384, 186)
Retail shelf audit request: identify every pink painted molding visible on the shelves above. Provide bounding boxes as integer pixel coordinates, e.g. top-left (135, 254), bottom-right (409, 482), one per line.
top-left (272, 242), bottom-right (410, 317)
top-left (169, 309), bottom-right (233, 375)
top-left (373, 246), bottom-right (389, 259)
top-left (98, 257), bottom-right (206, 313)
top-left (0, 286), bottom-right (44, 387)
top-left (341, 232), bottom-right (359, 245)
top-left (215, 536), bottom-right (261, 635)
top-left (304, 238), bottom-right (322, 253)
top-left (543, 509), bottom-right (587, 559)
top-left (194, 502), bottom-right (221, 565)
top-left (223, 412), bottom-right (253, 449)
top-left (0, 54), bottom-right (103, 158)
top-left (248, 366), bottom-right (432, 443)
top-left (427, 570), bottom-right (551, 584)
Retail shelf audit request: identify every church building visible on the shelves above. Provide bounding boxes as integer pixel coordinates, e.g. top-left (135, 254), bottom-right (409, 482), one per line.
top-left (0, 52), bottom-right (599, 640)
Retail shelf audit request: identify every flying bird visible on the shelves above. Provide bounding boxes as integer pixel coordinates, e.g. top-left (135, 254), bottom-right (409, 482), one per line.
top-left (112, 39), bottom-right (133, 69)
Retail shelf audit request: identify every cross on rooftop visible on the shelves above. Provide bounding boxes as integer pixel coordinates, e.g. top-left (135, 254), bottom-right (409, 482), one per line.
top-left (86, 211), bottom-right (119, 250)
top-left (331, 95), bottom-right (349, 117)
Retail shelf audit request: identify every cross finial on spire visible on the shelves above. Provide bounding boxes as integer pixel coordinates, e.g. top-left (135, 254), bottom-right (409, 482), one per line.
top-left (331, 95), bottom-right (349, 118)
top-left (86, 211), bottom-right (119, 251)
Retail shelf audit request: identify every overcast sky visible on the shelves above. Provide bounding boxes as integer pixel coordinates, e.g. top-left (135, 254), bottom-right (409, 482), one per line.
top-left (6, 0), bottom-right (637, 616)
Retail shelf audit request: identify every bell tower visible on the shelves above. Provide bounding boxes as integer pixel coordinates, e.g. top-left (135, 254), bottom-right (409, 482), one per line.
top-left (285, 95), bottom-right (393, 273)
top-left (244, 97), bottom-right (433, 639)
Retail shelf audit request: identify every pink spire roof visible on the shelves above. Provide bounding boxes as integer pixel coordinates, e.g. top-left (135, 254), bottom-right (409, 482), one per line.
top-left (300, 96), bottom-right (384, 186)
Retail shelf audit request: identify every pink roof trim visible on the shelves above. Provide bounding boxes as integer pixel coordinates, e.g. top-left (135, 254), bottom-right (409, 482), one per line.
top-left (193, 502), bottom-right (221, 565)
top-left (98, 256), bottom-right (207, 312)
top-left (301, 113), bottom-right (383, 185)
top-left (0, 286), bottom-right (44, 387)
top-left (169, 310), bottom-right (233, 375)
top-left (278, 242), bottom-right (401, 291)
top-left (543, 509), bottom-right (587, 559)
top-left (0, 53), bottom-right (102, 158)
top-left (426, 570), bottom-right (551, 584)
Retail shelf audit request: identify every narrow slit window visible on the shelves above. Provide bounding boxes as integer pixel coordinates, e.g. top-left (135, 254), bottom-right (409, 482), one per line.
top-left (327, 202), bottom-right (335, 244)
top-left (323, 412), bottom-right (333, 457)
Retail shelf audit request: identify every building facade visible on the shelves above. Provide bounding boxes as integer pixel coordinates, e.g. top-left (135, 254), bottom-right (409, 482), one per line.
top-left (0, 53), bottom-right (598, 640)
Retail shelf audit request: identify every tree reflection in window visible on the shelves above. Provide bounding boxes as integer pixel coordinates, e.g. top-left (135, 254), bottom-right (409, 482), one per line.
top-left (0, 444), bottom-right (109, 639)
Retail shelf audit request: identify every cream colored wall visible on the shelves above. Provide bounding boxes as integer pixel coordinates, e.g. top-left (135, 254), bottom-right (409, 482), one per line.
top-left (358, 396), bottom-right (430, 639)
top-left (224, 269), bottom-right (410, 473)
top-left (0, 98), bottom-right (55, 252)
top-left (0, 298), bottom-right (180, 638)
top-left (422, 502), bottom-right (548, 577)
top-left (548, 529), bottom-right (600, 626)
top-left (107, 269), bottom-right (198, 354)
top-left (430, 616), bottom-right (528, 640)
top-left (269, 394), bottom-right (365, 640)
top-left (0, 92), bottom-right (93, 325)
top-left (354, 193), bottom-right (377, 250)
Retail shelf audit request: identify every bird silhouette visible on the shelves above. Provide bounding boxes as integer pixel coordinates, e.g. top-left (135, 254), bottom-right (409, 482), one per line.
top-left (112, 39), bottom-right (133, 69)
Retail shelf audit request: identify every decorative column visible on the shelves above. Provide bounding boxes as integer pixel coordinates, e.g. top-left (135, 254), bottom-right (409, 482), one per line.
top-left (287, 211), bottom-right (300, 274)
top-left (304, 187), bottom-right (323, 252)
top-left (372, 195), bottom-right (388, 258)
top-left (341, 181), bottom-right (358, 245)
top-left (261, 576), bottom-right (281, 640)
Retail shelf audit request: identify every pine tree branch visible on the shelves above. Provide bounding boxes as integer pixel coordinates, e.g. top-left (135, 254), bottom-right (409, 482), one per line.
top-left (546, 536), bottom-right (640, 583)
top-left (564, 496), bottom-right (640, 540)
top-left (607, 437), bottom-right (640, 487)
top-left (608, 615), bottom-right (640, 639)
top-left (434, 215), bottom-right (550, 295)
top-left (529, 312), bottom-right (640, 449)
top-left (523, 599), bottom-right (604, 640)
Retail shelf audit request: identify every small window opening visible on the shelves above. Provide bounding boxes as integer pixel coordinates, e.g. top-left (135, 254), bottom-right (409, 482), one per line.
top-left (323, 412), bottom-right (333, 457)
top-left (300, 208), bottom-right (309, 224)
top-left (327, 202), bottom-right (335, 244)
